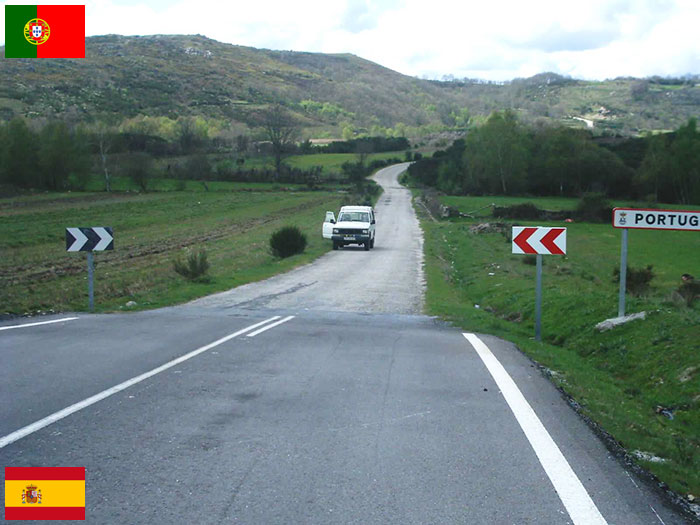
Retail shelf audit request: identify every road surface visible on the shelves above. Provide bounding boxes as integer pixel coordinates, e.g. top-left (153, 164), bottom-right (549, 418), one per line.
top-left (1, 165), bottom-right (692, 524)
top-left (191, 163), bottom-right (424, 315)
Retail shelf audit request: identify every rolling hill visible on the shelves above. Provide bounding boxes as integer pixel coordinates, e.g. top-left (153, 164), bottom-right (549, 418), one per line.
top-left (1, 34), bottom-right (699, 137)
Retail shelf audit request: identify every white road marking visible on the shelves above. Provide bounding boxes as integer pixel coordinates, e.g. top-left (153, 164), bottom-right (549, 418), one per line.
top-left (246, 315), bottom-right (295, 337)
top-left (0, 317), bottom-right (79, 332)
top-left (650, 505), bottom-right (667, 525)
top-left (463, 333), bottom-right (607, 525)
top-left (0, 316), bottom-right (285, 449)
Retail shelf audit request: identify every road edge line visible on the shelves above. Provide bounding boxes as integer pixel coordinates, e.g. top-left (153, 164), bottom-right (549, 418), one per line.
top-left (463, 333), bottom-right (607, 525)
top-left (0, 317), bottom-right (80, 332)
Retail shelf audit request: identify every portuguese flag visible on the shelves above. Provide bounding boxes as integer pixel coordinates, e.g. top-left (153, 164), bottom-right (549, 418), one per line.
top-left (4, 5), bottom-right (85, 58)
top-left (4, 467), bottom-right (86, 520)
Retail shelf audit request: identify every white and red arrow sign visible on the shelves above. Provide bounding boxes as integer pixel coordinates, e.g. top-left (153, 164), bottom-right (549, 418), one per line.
top-left (512, 227), bottom-right (566, 255)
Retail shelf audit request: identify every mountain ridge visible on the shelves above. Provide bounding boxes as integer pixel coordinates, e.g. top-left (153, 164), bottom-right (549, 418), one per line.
top-left (1, 34), bottom-right (699, 136)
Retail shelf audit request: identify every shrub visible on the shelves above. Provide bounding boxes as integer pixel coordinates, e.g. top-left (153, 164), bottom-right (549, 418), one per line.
top-left (122, 152), bottom-right (153, 191)
top-left (613, 264), bottom-right (655, 296)
top-left (576, 193), bottom-right (612, 223)
top-left (173, 247), bottom-right (210, 282)
top-left (270, 226), bottom-right (307, 258)
top-left (673, 281), bottom-right (700, 307)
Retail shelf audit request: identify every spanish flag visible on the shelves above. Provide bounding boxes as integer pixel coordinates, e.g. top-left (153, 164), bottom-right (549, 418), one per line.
top-left (4, 5), bottom-right (85, 58)
top-left (4, 467), bottom-right (85, 520)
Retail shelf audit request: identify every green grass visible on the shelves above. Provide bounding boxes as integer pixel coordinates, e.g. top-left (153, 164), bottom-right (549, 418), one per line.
top-left (418, 196), bottom-right (700, 497)
top-left (0, 189), bottom-right (344, 314)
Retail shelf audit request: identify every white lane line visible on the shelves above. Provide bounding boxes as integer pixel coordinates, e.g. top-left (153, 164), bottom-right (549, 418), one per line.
top-left (0, 316), bottom-right (282, 449)
top-left (246, 315), bottom-right (295, 337)
top-left (0, 317), bottom-right (79, 332)
top-left (463, 333), bottom-right (607, 525)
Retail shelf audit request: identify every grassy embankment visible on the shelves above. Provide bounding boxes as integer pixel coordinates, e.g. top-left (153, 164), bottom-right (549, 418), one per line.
top-left (419, 194), bottom-right (699, 498)
top-left (0, 182), bottom-right (345, 314)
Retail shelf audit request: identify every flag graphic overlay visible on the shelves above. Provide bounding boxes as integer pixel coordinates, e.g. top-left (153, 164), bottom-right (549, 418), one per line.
top-left (5, 467), bottom-right (85, 520)
top-left (4, 5), bottom-right (85, 58)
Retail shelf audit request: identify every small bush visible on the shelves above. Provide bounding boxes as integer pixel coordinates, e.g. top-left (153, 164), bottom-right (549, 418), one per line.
top-left (173, 247), bottom-right (210, 282)
top-left (522, 255), bottom-right (537, 266)
top-left (576, 193), bottom-right (612, 223)
top-left (613, 264), bottom-right (655, 296)
top-left (270, 226), bottom-right (307, 258)
top-left (673, 281), bottom-right (700, 307)
top-left (122, 152), bottom-right (154, 192)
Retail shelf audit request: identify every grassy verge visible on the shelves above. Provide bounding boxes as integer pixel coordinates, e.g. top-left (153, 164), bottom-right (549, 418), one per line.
top-left (1, 188), bottom-right (343, 314)
top-left (417, 194), bottom-right (700, 499)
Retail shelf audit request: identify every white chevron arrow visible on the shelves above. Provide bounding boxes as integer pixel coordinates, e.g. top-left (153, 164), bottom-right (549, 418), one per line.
top-left (66, 228), bottom-right (89, 252)
top-left (93, 227), bottom-right (113, 251)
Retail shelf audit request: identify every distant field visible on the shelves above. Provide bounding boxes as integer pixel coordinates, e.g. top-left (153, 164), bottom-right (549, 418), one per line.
top-left (241, 152), bottom-right (406, 173)
top-left (0, 189), bottom-right (344, 314)
top-left (418, 194), bottom-right (700, 498)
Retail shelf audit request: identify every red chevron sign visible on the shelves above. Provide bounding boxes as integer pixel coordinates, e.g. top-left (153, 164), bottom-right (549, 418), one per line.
top-left (512, 227), bottom-right (567, 255)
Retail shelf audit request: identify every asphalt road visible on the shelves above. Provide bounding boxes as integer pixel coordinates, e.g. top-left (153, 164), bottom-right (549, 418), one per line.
top-left (191, 162), bottom-right (424, 315)
top-left (1, 165), bottom-right (693, 524)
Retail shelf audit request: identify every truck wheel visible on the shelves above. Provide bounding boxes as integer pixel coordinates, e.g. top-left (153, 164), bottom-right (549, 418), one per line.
top-left (364, 242), bottom-right (370, 251)
top-left (370, 238), bottom-right (375, 249)
top-left (332, 241), bottom-right (339, 250)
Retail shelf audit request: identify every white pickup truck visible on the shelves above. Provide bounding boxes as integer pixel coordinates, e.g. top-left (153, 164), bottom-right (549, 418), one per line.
top-left (322, 205), bottom-right (376, 251)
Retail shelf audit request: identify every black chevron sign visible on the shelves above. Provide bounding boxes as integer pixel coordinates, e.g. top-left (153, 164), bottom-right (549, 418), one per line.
top-left (66, 227), bottom-right (114, 252)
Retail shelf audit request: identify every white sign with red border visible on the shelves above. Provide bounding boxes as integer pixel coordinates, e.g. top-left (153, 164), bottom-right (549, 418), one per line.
top-left (612, 208), bottom-right (700, 231)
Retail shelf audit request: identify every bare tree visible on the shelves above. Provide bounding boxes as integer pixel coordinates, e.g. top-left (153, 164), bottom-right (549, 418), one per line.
top-left (260, 105), bottom-right (300, 179)
top-left (95, 122), bottom-right (113, 192)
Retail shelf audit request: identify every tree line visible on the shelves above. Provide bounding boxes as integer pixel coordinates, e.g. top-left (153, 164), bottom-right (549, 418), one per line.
top-left (0, 105), bottom-right (411, 192)
top-left (407, 111), bottom-right (700, 205)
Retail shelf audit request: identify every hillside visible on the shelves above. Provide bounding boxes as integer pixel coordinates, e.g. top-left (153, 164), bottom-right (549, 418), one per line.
top-left (1, 34), bottom-right (699, 136)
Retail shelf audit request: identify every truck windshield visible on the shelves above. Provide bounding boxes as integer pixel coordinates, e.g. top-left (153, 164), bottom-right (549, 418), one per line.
top-left (339, 212), bottom-right (369, 222)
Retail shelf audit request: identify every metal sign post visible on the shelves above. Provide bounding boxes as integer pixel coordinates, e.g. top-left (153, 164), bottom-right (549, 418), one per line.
top-left (535, 254), bottom-right (543, 341)
top-left (512, 226), bottom-right (567, 342)
top-left (66, 227), bottom-right (114, 311)
top-left (612, 208), bottom-right (699, 317)
top-left (618, 228), bottom-right (628, 317)
top-left (87, 251), bottom-right (95, 311)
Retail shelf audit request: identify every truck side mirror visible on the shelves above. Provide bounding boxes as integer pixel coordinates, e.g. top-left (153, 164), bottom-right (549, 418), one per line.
top-left (331, 219), bottom-right (336, 224)
top-left (371, 219), bottom-right (376, 225)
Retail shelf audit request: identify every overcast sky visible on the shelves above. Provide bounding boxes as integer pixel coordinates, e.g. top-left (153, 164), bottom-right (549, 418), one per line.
top-left (2, 0), bottom-right (699, 81)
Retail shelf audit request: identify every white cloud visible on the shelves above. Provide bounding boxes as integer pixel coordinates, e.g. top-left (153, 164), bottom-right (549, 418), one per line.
top-left (2, 0), bottom-right (698, 80)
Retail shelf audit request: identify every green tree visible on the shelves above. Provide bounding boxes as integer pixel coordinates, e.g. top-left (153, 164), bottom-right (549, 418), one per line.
top-left (3, 118), bottom-right (38, 188)
top-left (38, 122), bottom-right (90, 190)
top-left (464, 111), bottom-right (530, 194)
top-left (670, 118), bottom-right (700, 204)
top-left (123, 152), bottom-right (154, 191)
top-left (638, 133), bottom-right (671, 202)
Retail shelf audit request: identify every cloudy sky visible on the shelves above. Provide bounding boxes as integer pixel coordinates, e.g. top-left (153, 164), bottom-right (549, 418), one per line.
top-left (2, 0), bottom-right (699, 81)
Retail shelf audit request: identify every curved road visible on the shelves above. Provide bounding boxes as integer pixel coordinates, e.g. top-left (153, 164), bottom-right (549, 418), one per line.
top-left (192, 163), bottom-right (425, 314)
top-left (1, 164), bottom-right (693, 524)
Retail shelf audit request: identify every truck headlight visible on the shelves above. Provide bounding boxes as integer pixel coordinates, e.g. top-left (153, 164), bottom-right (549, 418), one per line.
top-left (333, 228), bottom-right (339, 234)
top-left (362, 229), bottom-right (368, 234)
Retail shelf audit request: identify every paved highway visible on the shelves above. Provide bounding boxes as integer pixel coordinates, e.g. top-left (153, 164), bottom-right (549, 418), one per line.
top-left (1, 165), bottom-right (692, 523)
